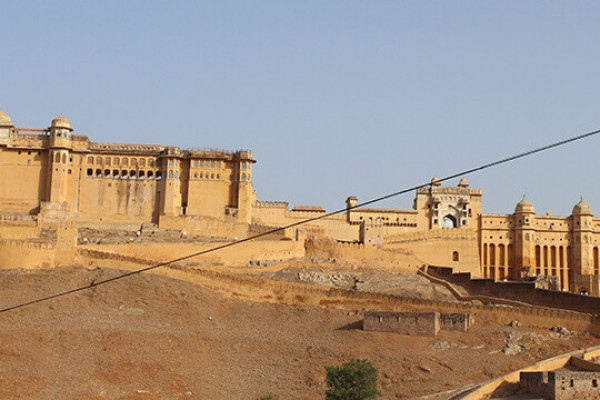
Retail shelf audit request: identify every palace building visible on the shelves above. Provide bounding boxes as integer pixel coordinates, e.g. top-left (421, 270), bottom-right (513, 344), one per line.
top-left (0, 111), bottom-right (598, 295)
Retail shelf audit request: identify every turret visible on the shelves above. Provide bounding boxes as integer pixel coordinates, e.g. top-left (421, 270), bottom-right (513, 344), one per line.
top-left (512, 196), bottom-right (536, 279)
top-left (236, 153), bottom-right (254, 224)
top-left (0, 110), bottom-right (13, 145)
top-left (47, 115), bottom-right (72, 205)
top-left (158, 147), bottom-right (182, 216)
top-left (571, 198), bottom-right (594, 275)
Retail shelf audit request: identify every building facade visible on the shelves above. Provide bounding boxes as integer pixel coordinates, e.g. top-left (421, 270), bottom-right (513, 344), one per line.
top-left (1, 111), bottom-right (598, 295)
top-left (0, 112), bottom-right (254, 230)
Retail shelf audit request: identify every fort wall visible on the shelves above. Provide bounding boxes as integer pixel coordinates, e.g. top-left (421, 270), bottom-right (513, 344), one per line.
top-left (0, 240), bottom-right (55, 269)
top-left (428, 265), bottom-right (600, 315)
top-left (79, 249), bottom-right (598, 333)
top-left (304, 239), bottom-right (422, 269)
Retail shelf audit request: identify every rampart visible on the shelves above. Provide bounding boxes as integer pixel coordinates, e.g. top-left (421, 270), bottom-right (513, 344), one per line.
top-left (78, 249), bottom-right (599, 333)
top-left (0, 240), bottom-right (55, 269)
top-left (428, 265), bottom-right (600, 315)
top-left (439, 312), bottom-right (474, 332)
top-left (363, 311), bottom-right (440, 336)
top-left (305, 239), bottom-right (422, 269)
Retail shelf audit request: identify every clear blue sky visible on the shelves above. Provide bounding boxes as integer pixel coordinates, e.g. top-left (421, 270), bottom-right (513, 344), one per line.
top-left (2, 1), bottom-right (600, 216)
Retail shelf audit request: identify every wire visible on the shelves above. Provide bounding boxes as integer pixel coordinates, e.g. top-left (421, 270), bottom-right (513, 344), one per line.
top-left (1, 127), bottom-right (599, 314)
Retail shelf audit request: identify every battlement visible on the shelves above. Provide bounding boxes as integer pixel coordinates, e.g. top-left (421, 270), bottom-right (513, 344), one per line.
top-left (253, 200), bottom-right (289, 209)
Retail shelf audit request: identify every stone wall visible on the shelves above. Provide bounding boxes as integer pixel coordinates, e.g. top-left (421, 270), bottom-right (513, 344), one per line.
top-left (521, 370), bottom-right (600, 400)
top-left (363, 311), bottom-right (440, 336)
top-left (439, 313), bottom-right (474, 332)
top-left (428, 265), bottom-right (600, 315)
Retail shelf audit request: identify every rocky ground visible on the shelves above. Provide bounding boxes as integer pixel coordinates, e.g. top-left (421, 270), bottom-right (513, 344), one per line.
top-left (262, 266), bottom-right (457, 301)
top-left (0, 267), bottom-right (596, 400)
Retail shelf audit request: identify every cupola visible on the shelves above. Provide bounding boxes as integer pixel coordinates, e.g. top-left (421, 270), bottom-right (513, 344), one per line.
top-left (457, 177), bottom-right (469, 188)
top-left (515, 195), bottom-right (535, 214)
top-left (572, 197), bottom-right (593, 216)
top-left (0, 110), bottom-right (12, 126)
top-left (51, 114), bottom-right (72, 131)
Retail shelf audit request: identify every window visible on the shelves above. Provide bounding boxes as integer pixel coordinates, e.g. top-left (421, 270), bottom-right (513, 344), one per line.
top-left (452, 251), bottom-right (459, 261)
top-left (104, 169), bottom-right (110, 178)
top-left (113, 170), bottom-right (119, 178)
top-left (87, 169), bottom-right (93, 177)
top-left (129, 170), bottom-right (137, 179)
top-left (121, 170), bottom-right (128, 178)
top-left (147, 171), bottom-right (154, 179)
top-left (138, 170), bottom-right (145, 179)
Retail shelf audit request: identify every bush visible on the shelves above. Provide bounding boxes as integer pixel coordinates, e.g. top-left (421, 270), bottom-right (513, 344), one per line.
top-left (325, 359), bottom-right (381, 400)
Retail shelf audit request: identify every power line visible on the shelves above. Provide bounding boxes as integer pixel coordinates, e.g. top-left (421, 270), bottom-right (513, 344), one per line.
top-left (1, 127), bottom-right (599, 314)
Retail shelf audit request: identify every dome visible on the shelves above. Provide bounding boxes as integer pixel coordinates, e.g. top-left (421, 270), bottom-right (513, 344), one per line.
top-left (458, 177), bottom-right (469, 188)
top-left (515, 195), bottom-right (535, 213)
top-left (572, 198), bottom-right (593, 216)
top-left (0, 110), bottom-right (11, 125)
top-left (430, 176), bottom-right (441, 186)
top-left (51, 114), bottom-right (72, 131)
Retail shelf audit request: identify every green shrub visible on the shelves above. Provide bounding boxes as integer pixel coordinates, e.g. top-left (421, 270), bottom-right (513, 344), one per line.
top-left (325, 359), bottom-right (381, 400)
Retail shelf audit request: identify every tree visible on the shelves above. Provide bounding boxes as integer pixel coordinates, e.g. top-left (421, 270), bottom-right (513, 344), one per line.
top-left (324, 359), bottom-right (381, 400)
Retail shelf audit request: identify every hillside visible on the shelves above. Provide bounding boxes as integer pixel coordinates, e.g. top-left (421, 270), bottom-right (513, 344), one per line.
top-left (0, 267), bottom-right (596, 400)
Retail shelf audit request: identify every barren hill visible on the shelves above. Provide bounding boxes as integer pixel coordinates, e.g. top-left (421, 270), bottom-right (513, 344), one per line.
top-left (0, 267), bottom-right (596, 400)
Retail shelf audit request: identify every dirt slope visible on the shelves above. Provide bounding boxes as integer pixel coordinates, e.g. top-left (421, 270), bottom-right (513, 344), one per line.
top-left (0, 267), bottom-right (596, 400)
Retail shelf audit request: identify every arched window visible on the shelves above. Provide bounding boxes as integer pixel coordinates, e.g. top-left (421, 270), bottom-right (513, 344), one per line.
top-left (96, 156), bottom-right (102, 166)
top-left (156, 171), bottom-right (162, 180)
top-left (147, 171), bottom-right (154, 179)
top-left (138, 170), bottom-right (145, 179)
top-left (594, 247), bottom-right (599, 274)
top-left (168, 170), bottom-right (173, 179)
top-left (149, 159), bottom-right (154, 167)
top-left (95, 169), bottom-right (101, 177)
top-left (498, 244), bottom-right (505, 266)
top-left (87, 169), bottom-right (93, 177)
top-left (113, 157), bottom-right (120, 166)
top-left (88, 157), bottom-right (93, 165)
top-left (104, 169), bottom-right (110, 178)
top-left (452, 251), bottom-right (459, 262)
top-left (175, 171), bottom-right (179, 179)
top-left (241, 173), bottom-right (246, 181)
top-left (113, 170), bottom-right (119, 178)
top-left (131, 158), bottom-right (138, 167)
top-left (121, 170), bottom-right (128, 178)
top-left (140, 159), bottom-right (145, 167)
top-left (122, 158), bottom-right (128, 167)
top-left (105, 157), bottom-right (111, 166)
top-left (62, 153), bottom-right (67, 164)
top-left (129, 170), bottom-right (137, 179)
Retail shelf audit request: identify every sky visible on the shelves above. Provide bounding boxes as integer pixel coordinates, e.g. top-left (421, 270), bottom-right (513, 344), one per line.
top-left (2, 1), bottom-right (600, 216)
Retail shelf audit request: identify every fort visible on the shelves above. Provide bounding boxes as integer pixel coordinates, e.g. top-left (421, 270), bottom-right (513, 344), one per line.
top-left (0, 110), bottom-right (599, 297)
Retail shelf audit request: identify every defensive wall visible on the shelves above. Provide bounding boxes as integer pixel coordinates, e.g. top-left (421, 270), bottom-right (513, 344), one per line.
top-left (427, 265), bottom-right (600, 315)
top-left (304, 239), bottom-right (422, 269)
top-left (385, 228), bottom-right (480, 275)
top-left (79, 249), bottom-right (600, 333)
top-left (0, 240), bottom-right (55, 269)
top-left (453, 345), bottom-right (600, 400)
top-left (81, 239), bottom-right (306, 267)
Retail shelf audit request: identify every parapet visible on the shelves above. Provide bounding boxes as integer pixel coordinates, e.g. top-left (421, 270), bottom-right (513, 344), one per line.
top-left (253, 200), bottom-right (289, 209)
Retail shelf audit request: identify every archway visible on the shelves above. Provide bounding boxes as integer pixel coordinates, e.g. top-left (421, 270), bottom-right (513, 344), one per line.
top-left (442, 214), bottom-right (457, 229)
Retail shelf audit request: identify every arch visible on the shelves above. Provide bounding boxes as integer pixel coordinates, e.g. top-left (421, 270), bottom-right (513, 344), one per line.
top-left (131, 158), bottom-right (138, 167)
top-left (88, 157), bottom-right (93, 165)
top-left (113, 157), bottom-right (120, 166)
top-left (524, 233), bottom-right (530, 241)
top-left (62, 153), bottom-right (68, 164)
top-left (129, 170), bottom-right (137, 179)
top-left (104, 169), bottom-right (110, 178)
top-left (138, 170), bottom-right (145, 179)
top-left (194, 173), bottom-right (198, 179)
top-left (96, 156), bottom-right (102, 166)
top-left (559, 246), bottom-right (564, 268)
top-left (147, 170), bottom-right (154, 179)
top-left (156, 171), bottom-right (162, 180)
top-left (579, 288), bottom-right (589, 295)
top-left (482, 243), bottom-right (488, 277)
top-left (498, 244), bottom-right (505, 266)
top-left (489, 244), bottom-right (496, 266)
top-left (149, 159), bottom-right (155, 167)
top-left (122, 158), bottom-right (128, 167)
top-left (550, 246), bottom-right (557, 276)
top-left (442, 214), bottom-right (457, 228)
top-left (535, 245), bottom-right (541, 274)
top-left (452, 251), bottom-right (459, 262)
top-left (594, 247), bottom-right (599, 274)
top-left (95, 169), bottom-right (101, 177)
top-left (113, 170), bottom-right (119, 178)
top-left (121, 170), bottom-right (128, 178)
top-left (241, 173), bottom-right (246, 181)
top-left (105, 157), bottom-right (111, 166)
top-left (567, 246), bottom-right (571, 268)
top-left (140, 159), bottom-right (145, 167)
top-left (175, 171), bottom-right (179, 179)
top-left (507, 244), bottom-right (514, 266)
top-left (87, 169), bottom-right (93, 177)
top-left (168, 170), bottom-right (174, 179)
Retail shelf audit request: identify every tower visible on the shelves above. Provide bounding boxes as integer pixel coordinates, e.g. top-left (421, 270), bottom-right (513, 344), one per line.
top-left (47, 115), bottom-right (72, 205)
top-left (513, 196), bottom-right (535, 279)
top-left (236, 151), bottom-right (254, 224)
top-left (0, 110), bottom-right (13, 146)
top-left (570, 198), bottom-right (594, 276)
top-left (158, 147), bottom-right (182, 216)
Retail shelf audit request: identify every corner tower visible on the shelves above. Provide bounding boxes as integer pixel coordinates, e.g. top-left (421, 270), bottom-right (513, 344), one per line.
top-left (47, 115), bottom-right (73, 205)
top-left (570, 198), bottom-right (594, 276)
top-left (512, 196), bottom-right (536, 278)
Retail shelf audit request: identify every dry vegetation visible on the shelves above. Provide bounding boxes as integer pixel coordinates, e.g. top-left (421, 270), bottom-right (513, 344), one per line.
top-left (0, 267), bottom-right (596, 400)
